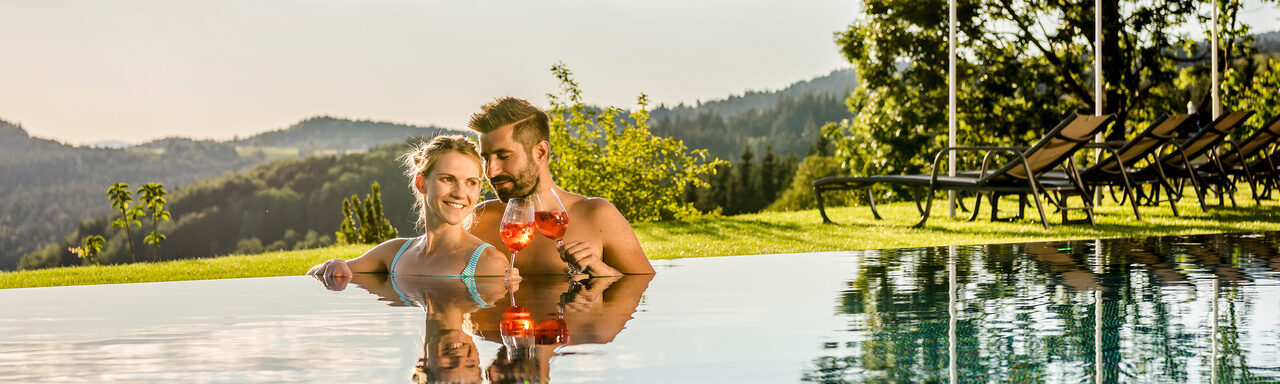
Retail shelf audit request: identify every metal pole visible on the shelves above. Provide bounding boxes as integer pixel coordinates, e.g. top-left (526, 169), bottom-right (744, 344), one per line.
top-left (948, 0), bottom-right (958, 217)
top-left (1093, 0), bottom-right (1104, 205)
top-left (1212, 0), bottom-right (1221, 119)
top-left (1095, 0), bottom-right (1103, 117)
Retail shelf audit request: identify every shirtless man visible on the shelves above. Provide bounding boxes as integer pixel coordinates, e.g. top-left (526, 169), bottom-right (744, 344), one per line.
top-left (467, 97), bottom-right (655, 276)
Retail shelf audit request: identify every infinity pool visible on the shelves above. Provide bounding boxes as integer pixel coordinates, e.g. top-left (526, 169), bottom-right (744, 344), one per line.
top-left (2, 232), bottom-right (1278, 383)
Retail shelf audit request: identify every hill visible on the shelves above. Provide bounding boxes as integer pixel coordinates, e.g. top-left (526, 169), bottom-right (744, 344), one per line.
top-left (651, 68), bottom-right (856, 120)
top-left (0, 120), bottom-right (260, 269)
top-left (233, 116), bottom-right (458, 152)
top-left (648, 68), bottom-right (857, 159)
top-left (0, 116), bottom-right (459, 270)
top-left (17, 141), bottom-right (427, 270)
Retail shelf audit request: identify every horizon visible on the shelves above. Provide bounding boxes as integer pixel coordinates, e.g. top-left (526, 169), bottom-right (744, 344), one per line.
top-left (1, 0), bottom-right (1276, 146)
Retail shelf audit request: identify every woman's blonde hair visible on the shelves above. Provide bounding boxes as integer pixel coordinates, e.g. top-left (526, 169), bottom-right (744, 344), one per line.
top-left (400, 135), bottom-right (483, 232)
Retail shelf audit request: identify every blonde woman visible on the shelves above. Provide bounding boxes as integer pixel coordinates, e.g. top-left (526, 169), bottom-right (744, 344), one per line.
top-left (309, 135), bottom-right (518, 281)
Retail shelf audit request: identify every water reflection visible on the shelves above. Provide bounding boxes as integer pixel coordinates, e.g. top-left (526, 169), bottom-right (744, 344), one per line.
top-left (337, 273), bottom-right (652, 383)
top-left (806, 232), bottom-right (1280, 383)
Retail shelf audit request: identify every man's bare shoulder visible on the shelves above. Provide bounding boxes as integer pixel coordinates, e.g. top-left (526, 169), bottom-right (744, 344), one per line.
top-left (574, 197), bottom-right (628, 222)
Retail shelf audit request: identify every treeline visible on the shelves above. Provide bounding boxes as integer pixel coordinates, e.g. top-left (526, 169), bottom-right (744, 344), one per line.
top-left (679, 125), bottom-right (849, 216)
top-left (651, 68), bottom-right (856, 121)
top-left (650, 91), bottom-right (852, 159)
top-left (18, 140), bottom-right (429, 270)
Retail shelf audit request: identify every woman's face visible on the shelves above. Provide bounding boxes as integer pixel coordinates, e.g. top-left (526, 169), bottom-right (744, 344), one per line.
top-left (420, 151), bottom-right (483, 227)
top-left (427, 329), bottom-right (482, 382)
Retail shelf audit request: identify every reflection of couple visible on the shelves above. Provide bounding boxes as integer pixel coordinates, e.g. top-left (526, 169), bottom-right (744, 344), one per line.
top-left (346, 273), bottom-right (652, 383)
top-left (309, 97), bottom-right (654, 280)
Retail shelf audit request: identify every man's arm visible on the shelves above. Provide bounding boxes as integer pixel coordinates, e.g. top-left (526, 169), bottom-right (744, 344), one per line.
top-left (571, 199), bottom-right (654, 275)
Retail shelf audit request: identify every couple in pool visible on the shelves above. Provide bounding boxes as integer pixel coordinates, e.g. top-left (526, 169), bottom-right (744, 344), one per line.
top-left (309, 97), bottom-right (655, 281)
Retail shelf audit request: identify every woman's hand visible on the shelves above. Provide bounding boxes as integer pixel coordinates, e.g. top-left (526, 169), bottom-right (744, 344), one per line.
top-left (558, 241), bottom-right (622, 277)
top-left (504, 266), bottom-right (522, 282)
top-left (307, 259), bottom-right (353, 291)
top-left (308, 258), bottom-right (353, 277)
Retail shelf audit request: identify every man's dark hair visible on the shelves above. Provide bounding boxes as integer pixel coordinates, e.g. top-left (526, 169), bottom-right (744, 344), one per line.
top-left (468, 97), bottom-right (550, 154)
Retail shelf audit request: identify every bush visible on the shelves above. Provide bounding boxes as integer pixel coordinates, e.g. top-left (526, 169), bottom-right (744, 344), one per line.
top-left (546, 64), bottom-right (726, 222)
top-left (766, 155), bottom-right (859, 212)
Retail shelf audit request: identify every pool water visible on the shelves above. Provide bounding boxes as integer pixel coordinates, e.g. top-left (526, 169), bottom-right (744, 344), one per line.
top-left (1, 232), bottom-right (1278, 383)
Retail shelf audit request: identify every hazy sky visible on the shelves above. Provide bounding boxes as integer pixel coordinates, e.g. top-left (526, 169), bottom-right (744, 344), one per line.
top-left (1, 0), bottom-right (1276, 145)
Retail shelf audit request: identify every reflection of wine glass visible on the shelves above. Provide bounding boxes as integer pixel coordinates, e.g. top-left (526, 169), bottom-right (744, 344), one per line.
top-left (499, 290), bottom-right (535, 358)
top-left (499, 198), bottom-right (535, 270)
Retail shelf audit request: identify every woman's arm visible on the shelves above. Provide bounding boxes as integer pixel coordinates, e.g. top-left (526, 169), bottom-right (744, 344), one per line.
top-left (307, 238), bottom-right (407, 277)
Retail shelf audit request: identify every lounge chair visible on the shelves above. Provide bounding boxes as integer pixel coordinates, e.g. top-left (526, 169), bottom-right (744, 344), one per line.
top-left (1039, 113), bottom-right (1195, 219)
top-left (813, 113), bottom-right (1114, 229)
top-left (1195, 114), bottom-right (1280, 204)
top-left (1129, 110), bottom-right (1254, 209)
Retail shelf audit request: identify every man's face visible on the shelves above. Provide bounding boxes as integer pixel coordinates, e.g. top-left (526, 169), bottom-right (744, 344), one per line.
top-left (479, 124), bottom-right (540, 201)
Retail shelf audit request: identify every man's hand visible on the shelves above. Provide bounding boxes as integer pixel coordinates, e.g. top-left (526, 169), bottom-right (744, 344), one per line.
top-left (559, 276), bottom-right (619, 313)
top-left (559, 241), bottom-right (622, 277)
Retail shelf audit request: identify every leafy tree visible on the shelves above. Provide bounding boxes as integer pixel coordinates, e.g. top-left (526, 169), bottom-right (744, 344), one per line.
top-left (68, 235), bottom-right (105, 266)
top-left (546, 63), bottom-right (726, 222)
top-left (136, 183), bottom-right (170, 261)
top-left (827, 0), bottom-right (1277, 190)
top-left (336, 181), bottom-right (397, 245)
top-left (106, 183), bottom-right (141, 263)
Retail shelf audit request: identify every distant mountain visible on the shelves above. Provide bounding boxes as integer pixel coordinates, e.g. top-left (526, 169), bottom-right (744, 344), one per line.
top-left (1257, 30), bottom-right (1280, 54)
top-left (232, 116), bottom-right (461, 152)
top-left (651, 68), bottom-right (856, 121)
top-left (648, 68), bottom-right (858, 159)
top-left (0, 116), bottom-right (459, 270)
top-left (88, 140), bottom-right (133, 149)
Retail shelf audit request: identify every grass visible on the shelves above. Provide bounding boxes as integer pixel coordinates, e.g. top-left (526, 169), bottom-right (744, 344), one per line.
top-left (0, 245), bottom-right (367, 289)
top-left (3, 185), bottom-right (1278, 289)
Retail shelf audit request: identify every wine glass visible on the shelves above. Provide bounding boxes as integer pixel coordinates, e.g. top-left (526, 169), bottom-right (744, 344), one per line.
top-left (499, 198), bottom-right (535, 270)
top-left (533, 191), bottom-right (574, 274)
top-left (533, 191), bottom-right (569, 246)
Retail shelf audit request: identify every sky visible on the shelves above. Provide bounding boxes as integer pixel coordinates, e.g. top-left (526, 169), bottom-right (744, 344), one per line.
top-left (0, 0), bottom-right (1276, 145)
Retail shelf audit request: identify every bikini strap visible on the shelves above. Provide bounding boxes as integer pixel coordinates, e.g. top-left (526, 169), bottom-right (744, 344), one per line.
top-left (461, 276), bottom-right (492, 308)
top-left (459, 243), bottom-right (493, 277)
top-left (388, 238), bottom-right (415, 276)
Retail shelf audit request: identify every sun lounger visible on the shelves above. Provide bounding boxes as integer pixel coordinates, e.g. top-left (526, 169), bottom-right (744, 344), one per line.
top-left (813, 113), bottom-right (1114, 229)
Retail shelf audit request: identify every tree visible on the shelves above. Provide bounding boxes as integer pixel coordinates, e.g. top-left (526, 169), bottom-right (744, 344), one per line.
top-left (336, 181), bottom-right (397, 245)
top-left (68, 235), bottom-right (105, 266)
top-left (136, 183), bottom-right (170, 261)
top-left (106, 183), bottom-right (141, 263)
top-left (760, 145), bottom-right (780, 204)
top-left (546, 63), bottom-right (726, 222)
top-left (828, 0), bottom-right (1277, 187)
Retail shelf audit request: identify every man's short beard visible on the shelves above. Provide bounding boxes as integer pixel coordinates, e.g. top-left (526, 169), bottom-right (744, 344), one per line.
top-left (496, 169), bottom-right (540, 202)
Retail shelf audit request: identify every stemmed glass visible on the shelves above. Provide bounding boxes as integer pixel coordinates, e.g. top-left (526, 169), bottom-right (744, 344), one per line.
top-left (533, 191), bottom-right (573, 274)
top-left (499, 198), bottom-right (535, 271)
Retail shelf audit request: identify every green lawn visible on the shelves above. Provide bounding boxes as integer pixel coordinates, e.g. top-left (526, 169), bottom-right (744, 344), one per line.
top-left (4, 187), bottom-right (1278, 289)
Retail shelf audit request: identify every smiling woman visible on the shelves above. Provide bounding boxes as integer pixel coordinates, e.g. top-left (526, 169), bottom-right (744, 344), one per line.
top-left (307, 135), bottom-right (518, 282)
